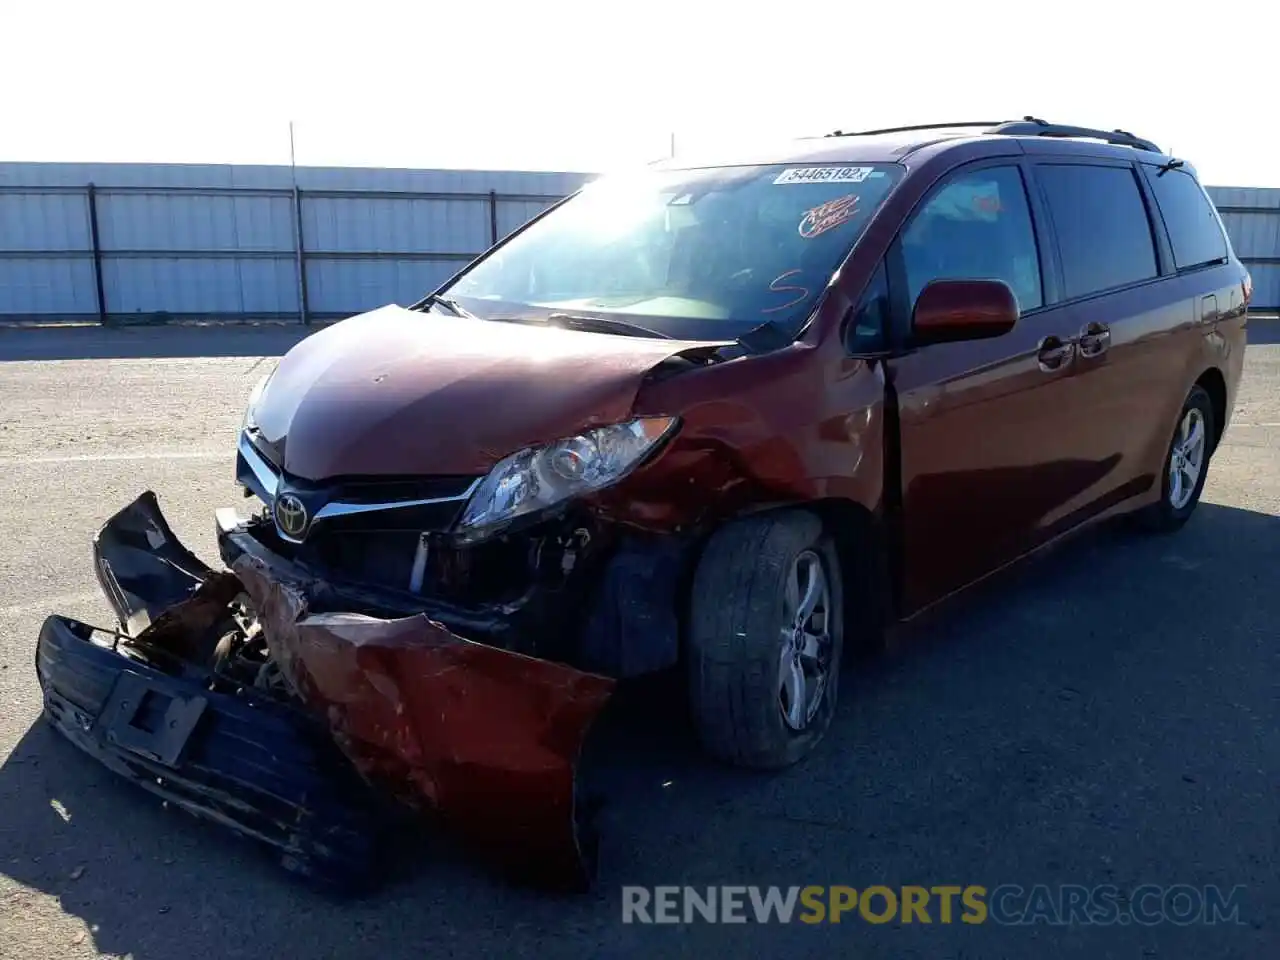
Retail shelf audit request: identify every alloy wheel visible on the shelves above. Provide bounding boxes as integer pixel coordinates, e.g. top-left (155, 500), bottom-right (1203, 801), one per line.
top-left (778, 550), bottom-right (833, 731)
top-left (1169, 407), bottom-right (1207, 510)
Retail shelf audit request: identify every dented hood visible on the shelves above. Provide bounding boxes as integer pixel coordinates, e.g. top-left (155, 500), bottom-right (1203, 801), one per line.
top-left (253, 305), bottom-right (711, 480)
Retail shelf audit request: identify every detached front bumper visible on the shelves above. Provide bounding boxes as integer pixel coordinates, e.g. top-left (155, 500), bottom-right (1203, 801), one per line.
top-left (37, 615), bottom-right (386, 891)
top-left (36, 492), bottom-right (615, 892)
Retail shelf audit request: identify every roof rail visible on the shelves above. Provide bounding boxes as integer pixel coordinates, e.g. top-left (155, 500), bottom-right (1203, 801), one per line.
top-left (988, 117), bottom-right (1162, 154)
top-left (826, 121), bottom-right (1005, 138)
top-left (825, 116), bottom-right (1163, 154)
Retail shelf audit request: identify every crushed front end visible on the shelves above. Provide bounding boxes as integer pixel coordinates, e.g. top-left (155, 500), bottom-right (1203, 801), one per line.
top-left (34, 310), bottom-right (732, 892)
top-left (35, 489), bottom-right (623, 892)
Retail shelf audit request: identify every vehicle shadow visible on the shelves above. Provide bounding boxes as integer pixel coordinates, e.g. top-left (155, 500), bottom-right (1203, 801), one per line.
top-left (0, 322), bottom-right (322, 362)
top-left (1, 501), bottom-right (1276, 959)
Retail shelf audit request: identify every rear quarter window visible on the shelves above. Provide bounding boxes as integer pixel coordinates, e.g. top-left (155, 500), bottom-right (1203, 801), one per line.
top-left (1145, 167), bottom-right (1229, 270)
top-left (1037, 164), bottom-right (1158, 300)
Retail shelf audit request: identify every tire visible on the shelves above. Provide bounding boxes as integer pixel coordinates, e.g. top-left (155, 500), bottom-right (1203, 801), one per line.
top-left (687, 510), bottom-right (844, 769)
top-left (1135, 384), bottom-right (1215, 533)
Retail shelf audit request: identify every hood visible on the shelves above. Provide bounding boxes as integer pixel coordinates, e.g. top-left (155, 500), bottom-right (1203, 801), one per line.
top-left (253, 305), bottom-right (715, 480)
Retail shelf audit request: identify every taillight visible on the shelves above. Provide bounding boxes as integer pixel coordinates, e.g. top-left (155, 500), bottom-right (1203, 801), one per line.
top-left (1243, 272), bottom-right (1253, 306)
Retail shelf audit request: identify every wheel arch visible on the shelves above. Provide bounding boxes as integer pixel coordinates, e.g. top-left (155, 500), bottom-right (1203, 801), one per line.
top-left (691, 497), bottom-right (895, 655)
top-left (808, 498), bottom-right (895, 654)
top-left (1194, 366), bottom-right (1228, 453)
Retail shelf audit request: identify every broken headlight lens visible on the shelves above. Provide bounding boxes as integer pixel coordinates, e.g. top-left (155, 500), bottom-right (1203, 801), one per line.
top-left (456, 417), bottom-right (678, 540)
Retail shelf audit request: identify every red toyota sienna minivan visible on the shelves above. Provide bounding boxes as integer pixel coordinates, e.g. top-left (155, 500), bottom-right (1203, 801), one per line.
top-left (38, 118), bottom-right (1250, 889)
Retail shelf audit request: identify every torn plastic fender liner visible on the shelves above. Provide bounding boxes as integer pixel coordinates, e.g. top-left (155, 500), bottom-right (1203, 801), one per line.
top-left (232, 552), bottom-right (615, 890)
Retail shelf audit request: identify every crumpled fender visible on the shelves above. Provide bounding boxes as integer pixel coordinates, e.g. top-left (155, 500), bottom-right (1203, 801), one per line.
top-left (232, 552), bottom-right (615, 890)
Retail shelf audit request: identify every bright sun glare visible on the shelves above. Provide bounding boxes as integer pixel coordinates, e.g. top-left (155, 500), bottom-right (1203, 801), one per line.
top-left (2, 0), bottom-right (1277, 187)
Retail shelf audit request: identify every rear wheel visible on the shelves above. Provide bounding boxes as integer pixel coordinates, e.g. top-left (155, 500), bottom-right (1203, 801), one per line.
top-left (687, 511), bottom-right (844, 769)
top-left (1136, 384), bottom-right (1215, 532)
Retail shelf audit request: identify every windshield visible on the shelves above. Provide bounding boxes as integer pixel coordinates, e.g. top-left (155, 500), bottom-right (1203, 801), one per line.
top-left (442, 162), bottom-right (904, 342)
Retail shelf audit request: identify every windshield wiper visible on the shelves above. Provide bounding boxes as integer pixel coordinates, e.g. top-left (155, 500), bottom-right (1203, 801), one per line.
top-left (421, 293), bottom-right (479, 320)
top-left (544, 313), bottom-right (673, 339)
top-left (735, 317), bottom-right (795, 353)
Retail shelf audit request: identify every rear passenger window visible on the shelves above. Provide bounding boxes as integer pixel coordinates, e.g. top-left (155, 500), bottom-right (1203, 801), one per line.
top-left (1037, 165), bottom-right (1157, 299)
top-left (901, 166), bottom-right (1043, 312)
top-left (1147, 168), bottom-right (1229, 270)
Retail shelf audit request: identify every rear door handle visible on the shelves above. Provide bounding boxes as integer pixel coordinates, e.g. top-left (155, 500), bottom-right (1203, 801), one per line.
top-left (1077, 322), bottom-right (1111, 358)
top-left (1037, 335), bottom-right (1075, 372)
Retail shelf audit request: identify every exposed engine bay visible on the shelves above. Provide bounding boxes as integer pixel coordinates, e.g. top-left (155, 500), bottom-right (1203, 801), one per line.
top-left (249, 509), bottom-right (687, 682)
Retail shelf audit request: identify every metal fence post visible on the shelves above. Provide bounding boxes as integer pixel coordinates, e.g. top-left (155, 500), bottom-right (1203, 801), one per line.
top-left (489, 190), bottom-right (499, 247)
top-left (86, 183), bottom-right (108, 325)
top-left (291, 184), bottom-right (310, 325)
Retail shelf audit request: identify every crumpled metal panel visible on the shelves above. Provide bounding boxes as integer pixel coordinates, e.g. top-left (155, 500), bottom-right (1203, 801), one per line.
top-left (233, 550), bottom-right (615, 890)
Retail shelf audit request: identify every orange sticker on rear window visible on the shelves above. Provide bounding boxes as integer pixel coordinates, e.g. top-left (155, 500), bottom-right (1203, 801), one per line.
top-left (798, 194), bottom-right (860, 238)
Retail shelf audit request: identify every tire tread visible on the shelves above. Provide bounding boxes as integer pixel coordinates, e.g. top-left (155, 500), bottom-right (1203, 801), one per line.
top-left (688, 510), bottom-right (831, 768)
top-left (1135, 384), bottom-right (1215, 533)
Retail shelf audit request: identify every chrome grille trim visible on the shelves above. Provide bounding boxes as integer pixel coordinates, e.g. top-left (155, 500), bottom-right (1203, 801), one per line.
top-left (238, 432), bottom-right (279, 503)
top-left (313, 479), bottom-right (481, 521)
top-left (237, 431), bottom-right (480, 528)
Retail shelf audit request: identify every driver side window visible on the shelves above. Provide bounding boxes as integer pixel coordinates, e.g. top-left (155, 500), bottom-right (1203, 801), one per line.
top-left (901, 166), bottom-right (1043, 312)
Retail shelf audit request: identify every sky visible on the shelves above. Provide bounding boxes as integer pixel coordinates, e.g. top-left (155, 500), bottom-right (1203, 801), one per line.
top-left (3, 0), bottom-right (1277, 187)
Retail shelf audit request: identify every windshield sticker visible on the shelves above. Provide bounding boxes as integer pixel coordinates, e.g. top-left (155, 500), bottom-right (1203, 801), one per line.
top-left (798, 194), bottom-right (860, 238)
top-left (774, 166), bottom-right (874, 185)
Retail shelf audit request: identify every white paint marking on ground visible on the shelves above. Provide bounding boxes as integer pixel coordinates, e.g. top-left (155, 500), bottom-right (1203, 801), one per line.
top-left (0, 451), bottom-right (225, 466)
top-left (0, 590), bottom-right (103, 617)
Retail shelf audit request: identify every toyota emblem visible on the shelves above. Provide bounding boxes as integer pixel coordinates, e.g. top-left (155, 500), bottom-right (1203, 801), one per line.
top-left (274, 493), bottom-right (309, 539)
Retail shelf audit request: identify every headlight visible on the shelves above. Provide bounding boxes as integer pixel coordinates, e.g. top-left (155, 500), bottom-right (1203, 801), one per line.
top-left (456, 416), bottom-right (678, 540)
top-left (241, 371), bottom-right (273, 432)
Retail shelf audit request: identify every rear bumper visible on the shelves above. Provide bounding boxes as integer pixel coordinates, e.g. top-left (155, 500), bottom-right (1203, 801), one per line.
top-left (38, 491), bottom-right (616, 892)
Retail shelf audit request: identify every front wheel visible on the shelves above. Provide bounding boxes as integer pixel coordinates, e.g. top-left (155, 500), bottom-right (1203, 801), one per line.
top-left (687, 510), bottom-right (844, 769)
top-left (1136, 384), bottom-right (1215, 532)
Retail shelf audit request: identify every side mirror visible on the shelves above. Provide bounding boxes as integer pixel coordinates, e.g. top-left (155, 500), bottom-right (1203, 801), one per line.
top-left (911, 279), bottom-right (1019, 346)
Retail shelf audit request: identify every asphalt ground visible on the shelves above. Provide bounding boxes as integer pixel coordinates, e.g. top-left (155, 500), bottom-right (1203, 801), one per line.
top-left (1, 320), bottom-right (1277, 960)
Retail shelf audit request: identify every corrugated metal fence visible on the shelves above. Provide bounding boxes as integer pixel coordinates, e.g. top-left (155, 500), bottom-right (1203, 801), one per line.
top-left (1206, 186), bottom-right (1280, 311)
top-left (0, 162), bottom-right (588, 323)
top-left (0, 163), bottom-right (1276, 322)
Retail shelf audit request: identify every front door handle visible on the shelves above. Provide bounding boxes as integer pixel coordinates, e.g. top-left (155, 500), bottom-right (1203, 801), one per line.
top-left (1078, 322), bottom-right (1111, 358)
top-left (1037, 335), bottom-right (1075, 372)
